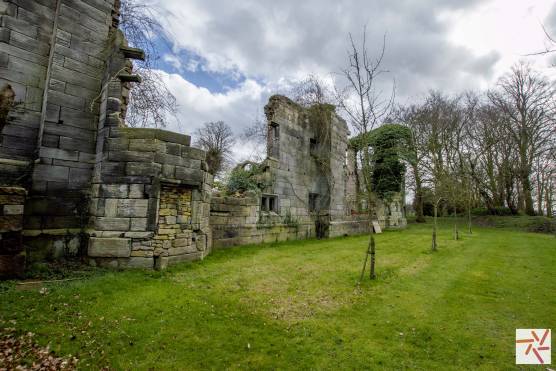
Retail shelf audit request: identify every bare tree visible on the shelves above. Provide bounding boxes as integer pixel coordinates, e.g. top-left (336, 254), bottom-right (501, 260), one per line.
top-left (487, 62), bottom-right (555, 216)
top-left (336, 28), bottom-right (395, 280)
top-left (119, 0), bottom-right (178, 128)
top-left (526, 24), bottom-right (556, 64)
top-left (292, 74), bottom-right (335, 107)
top-left (194, 121), bottom-right (235, 177)
top-left (396, 104), bottom-right (431, 223)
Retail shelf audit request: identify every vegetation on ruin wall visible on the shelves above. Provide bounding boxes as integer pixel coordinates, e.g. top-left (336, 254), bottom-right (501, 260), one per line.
top-left (350, 124), bottom-right (413, 200)
top-left (225, 163), bottom-right (271, 195)
top-left (306, 104), bottom-right (335, 164)
top-left (1, 222), bottom-right (554, 369)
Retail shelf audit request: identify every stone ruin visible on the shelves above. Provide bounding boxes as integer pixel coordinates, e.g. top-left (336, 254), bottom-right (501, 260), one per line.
top-left (0, 0), bottom-right (405, 278)
top-left (210, 96), bottom-right (406, 248)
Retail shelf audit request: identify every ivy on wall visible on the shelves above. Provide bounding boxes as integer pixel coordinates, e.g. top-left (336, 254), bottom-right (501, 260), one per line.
top-left (350, 124), bottom-right (413, 200)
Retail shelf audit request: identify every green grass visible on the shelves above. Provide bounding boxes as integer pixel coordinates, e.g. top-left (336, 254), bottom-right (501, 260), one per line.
top-left (1, 221), bottom-right (555, 370)
top-left (472, 215), bottom-right (556, 233)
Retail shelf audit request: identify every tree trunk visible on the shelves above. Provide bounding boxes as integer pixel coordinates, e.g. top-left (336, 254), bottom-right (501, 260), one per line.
top-left (359, 235), bottom-right (370, 282)
top-left (432, 203), bottom-right (438, 251)
top-left (467, 177), bottom-right (472, 234)
top-left (536, 172), bottom-right (544, 216)
top-left (546, 183), bottom-right (553, 218)
top-left (369, 232), bottom-right (376, 279)
top-left (453, 206), bottom-right (459, 240)
top-left (354, 150), bottom-right (361, 209)
top-left (522, 174), bottom-right (535, 216)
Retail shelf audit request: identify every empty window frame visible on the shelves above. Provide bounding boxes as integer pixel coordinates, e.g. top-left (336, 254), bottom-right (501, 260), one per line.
top-left (261, 194), bottom-right (278, 212)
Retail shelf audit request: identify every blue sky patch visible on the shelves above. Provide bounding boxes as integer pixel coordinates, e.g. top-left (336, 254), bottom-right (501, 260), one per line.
top-left (153, 42), bottom-right (247, 93)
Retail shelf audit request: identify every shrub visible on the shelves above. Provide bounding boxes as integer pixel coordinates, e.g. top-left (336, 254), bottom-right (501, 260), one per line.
top-left (225, 162), bottom-right (272, 194)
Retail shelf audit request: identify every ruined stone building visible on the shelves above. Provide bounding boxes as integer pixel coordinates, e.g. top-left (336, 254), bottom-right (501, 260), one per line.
top-left (0, 0), bottom-right (405, 278)
top-left (210, 96), bottom-right (406, 248)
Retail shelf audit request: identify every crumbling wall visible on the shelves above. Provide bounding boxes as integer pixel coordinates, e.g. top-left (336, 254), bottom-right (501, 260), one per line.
top-left (211, 95), bottom-right (406, 248)
top-left (0, 0), bottom-right (215, 273)
top-left (87, 125), bottom-right (213, 269)
top-left (262, 96), bottom-right (324, 237)
top-left (210, 192), bottom-right (302, 248)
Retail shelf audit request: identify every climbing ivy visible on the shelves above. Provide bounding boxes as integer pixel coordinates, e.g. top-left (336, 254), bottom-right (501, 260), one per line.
top-left (349, 124), bottom-right (413, 200)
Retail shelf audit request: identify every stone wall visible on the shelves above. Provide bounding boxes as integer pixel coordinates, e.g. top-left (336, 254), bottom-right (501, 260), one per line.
top-left (0, 2), bottom-right (406, 274)
top-left (211, 95), bottom-right (407, 249)
top-left (210, 192), bottom-right (302, 248)
top-left (0, 186), bottom-right (26, 277)
top-left (0, 0), bottom-right (215, 273)
top-left (0, 0), bottom-right (119, 262)
top-left (88, 127), bottom-right (213, 269)
top-left (263, 95), bottom-right (372, 238)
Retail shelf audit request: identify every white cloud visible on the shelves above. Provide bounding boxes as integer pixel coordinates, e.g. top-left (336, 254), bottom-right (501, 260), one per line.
top-left (146, 0), bottom-right (556, 161)
top-left (158, 71), bottom-right (270, 159)
top-left (445, 0), bottom-right (556, 81)
top-left (163, 54), bottom-right (183, 71)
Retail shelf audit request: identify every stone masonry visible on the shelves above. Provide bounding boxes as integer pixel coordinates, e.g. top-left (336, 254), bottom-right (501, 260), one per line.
top-left (210, 95), bottom-right (406, 249)
top-left (0, 1), bottom-right (405, 276)
top-left (0, 0), bottom-right (213, 274)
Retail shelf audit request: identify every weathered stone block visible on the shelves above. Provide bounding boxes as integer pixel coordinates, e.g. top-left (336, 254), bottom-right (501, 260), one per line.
top-left (181, 146), bottom-right (205, 161)
top-left (105, 137), bottom-right (129, 151)
top-left (117, 199), bottom-right (148, 217)
top-left (34, 164), bottom-right (69, 182)
top-left (94, 217), bottom-right (130, 231)
top-left (162, 164), bottom-right (175, 178)
top-left (154, 153), bottom-right (184, 166)
top-left (103, 199), bottom-right (118, 217)
top-left (176, 215), bottom-right (190, 224)
top-left (129, 184), bottom-right (145, 198)
top-left (40, 147), bottom-right (80, 162)
top-left (130, 218), bottom-right (147, 231)
top-left (100, 184), bottom-right (128, 198)
top-left (165, 142), bottom-right (181, 156)
top-left (109, 150), bottom-right (154, 162)
top-left (175, 167), bottom-right (202, 185)
top-left (3, 205), bottom-right (24, 215)
top-left (126, 162), bottom-right (161, 177)
top-left (124, 231), bottom-right (154, 239)
top-left (154, 129), bottom-right (190, 146)
top-left (129, 138), bottom-right (157, 152)
top-left (88, 237), bottom-right (131, 257)
top-left (124, 257), bottom-right (154, 269)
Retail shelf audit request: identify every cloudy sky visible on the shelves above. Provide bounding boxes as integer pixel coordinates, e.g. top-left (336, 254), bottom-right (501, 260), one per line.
top-left (144, 0), bottom-right (556, 160)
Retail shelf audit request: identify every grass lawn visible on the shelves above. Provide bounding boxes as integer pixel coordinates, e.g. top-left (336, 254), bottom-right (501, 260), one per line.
top-left (1, 221), bottom-right (555, 370)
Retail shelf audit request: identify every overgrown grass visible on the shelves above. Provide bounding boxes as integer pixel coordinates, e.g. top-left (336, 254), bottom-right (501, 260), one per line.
top-left (1, 221), bottom-right (555, 370)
